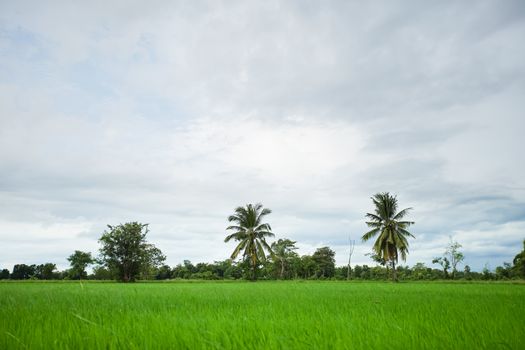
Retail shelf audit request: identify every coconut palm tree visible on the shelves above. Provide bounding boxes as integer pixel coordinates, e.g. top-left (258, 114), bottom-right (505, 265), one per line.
top-left (271, 239), bottom-right (298, 279)
top-left (362, 192), bottom-right (415, 281)
top-left (224, 203), bottom-right (275, 280)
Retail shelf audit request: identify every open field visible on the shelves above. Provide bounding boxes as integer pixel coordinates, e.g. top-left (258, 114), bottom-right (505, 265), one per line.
top-left (1, 281), bottom-right (524, 349)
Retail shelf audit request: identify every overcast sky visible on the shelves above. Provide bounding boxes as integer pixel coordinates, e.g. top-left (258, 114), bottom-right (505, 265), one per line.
top-left (1, 0), bottom-right (524, 272)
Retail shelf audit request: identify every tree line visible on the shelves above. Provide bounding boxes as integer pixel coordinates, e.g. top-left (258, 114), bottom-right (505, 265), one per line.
top-left (1, 193), bottom-right (524, 282)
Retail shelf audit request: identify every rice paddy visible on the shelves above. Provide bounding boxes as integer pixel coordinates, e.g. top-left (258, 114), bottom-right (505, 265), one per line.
top-left (1, 281), bottom-right (524, 349)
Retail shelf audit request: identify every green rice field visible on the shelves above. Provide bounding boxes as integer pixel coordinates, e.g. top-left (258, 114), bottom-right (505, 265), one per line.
top-left (1, 281), bottom-right (524, 349)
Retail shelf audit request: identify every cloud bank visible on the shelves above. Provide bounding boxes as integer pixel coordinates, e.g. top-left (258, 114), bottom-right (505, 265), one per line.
top-left (1, 0), bottom-right (524, 271)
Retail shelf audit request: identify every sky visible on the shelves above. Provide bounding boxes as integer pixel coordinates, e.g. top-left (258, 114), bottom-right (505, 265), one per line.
top-left (1, 0), bottom-right (524, 272)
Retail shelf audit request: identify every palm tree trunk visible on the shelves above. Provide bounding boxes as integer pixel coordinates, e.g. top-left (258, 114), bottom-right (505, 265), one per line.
top-left (392, 261), bottom-right (397, 282)
top-left (280, 260), bottom-right (285, 279)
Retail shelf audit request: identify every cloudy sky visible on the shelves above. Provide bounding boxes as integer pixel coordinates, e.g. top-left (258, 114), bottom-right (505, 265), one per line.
top-left (1, 0), bottom-right (524, 272)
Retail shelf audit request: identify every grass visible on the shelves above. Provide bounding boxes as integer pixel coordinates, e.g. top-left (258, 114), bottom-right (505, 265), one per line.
top-left (1, 281), bottom-right (524, 349)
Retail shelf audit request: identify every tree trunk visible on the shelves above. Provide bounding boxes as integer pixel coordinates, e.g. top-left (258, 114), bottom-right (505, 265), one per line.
top-left (392, 261), bottom-right (398, 282)
top-left (280, 260), bottom-right (285, 279)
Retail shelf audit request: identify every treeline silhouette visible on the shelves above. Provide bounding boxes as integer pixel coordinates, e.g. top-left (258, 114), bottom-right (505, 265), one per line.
top-left (1, 249), bottom-right (523, 281)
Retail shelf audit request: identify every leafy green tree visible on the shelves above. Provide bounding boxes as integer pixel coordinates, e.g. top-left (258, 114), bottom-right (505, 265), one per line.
top-left (11, 264), bottom-right (36, 280)
top-left (299, 255), bottom-right (316, 279)
top-left (90, 265), bottom-right (114, 280)
top-left (155, 265), bottom-right (172, 280)
top-left (362, 192), bottom-right (415, 281)
top-left (312, 247), bottom-right (336, 278)
top-left (99, 222), bottom-right (166, 282)
top-left (412, 262), bottom-right (429, 280)
top-left (172, 260), bottom-right (195, 279)
top-left (0, 268), bottom-right (10, 279)
top-left (271, 239), bottom-right (298, 279)
top-left (67, 251), bottom-right (94, 280)
top-left (35, 263), bottom-right (57, 280)
top-left (224, 203), bottom-right (275, 281)
top-left (211, 260), bottom-right (234, 279)
top-left (482, 263), bottom-right (493, 280)
top-left (495, 263), bottom-right (512, 280)
top-left (464, 265), bottom-right (472, 280)
top-left (353, 265), bottom-right (363, 279)
top-left (224, 261), bottom-right (243, 279)
top-left (512, 239), bottom-right (525, 278)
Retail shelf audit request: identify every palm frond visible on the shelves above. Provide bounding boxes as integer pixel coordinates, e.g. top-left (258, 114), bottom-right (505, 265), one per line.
top-left (365, 213), bottom-right (383, 222)
top-left (256, 241), bottom-right (267, 262)
top-left (393, 207), bottom-right (412, 220)
top-left (398, 227), bottom-right (415, 238)
top-left (230, 239), bottom-right (248, 260)
top-left (226, 225), bottom-right (244, 231)
top-left (259, 207), bottom-right (272, 217)
top-left (255, 223), bottom-right (271, 232)
top-left (362, 228), bottom-right (380, 242)
top-left (224, 231), bottom-right (244, 243)
top-left (257, 230), bottom-right (275, 238)
top-left (227, 214), bottom-right (241, 223)
top-left (261, 238), bottom-right (274, 252)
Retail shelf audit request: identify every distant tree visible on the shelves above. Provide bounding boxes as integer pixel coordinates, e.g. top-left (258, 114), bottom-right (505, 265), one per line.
top-left (172, 260), bottom-right (195, 279)
top-left (67, 251), bottom-right (94, 280)
top-left (353, 265), bottom-right (363, 279)
top-left (211, 260), bottom-right (234, 279)
top-left (155, 265), bottom-right (172, 280)
top-left (495, 263), bottom-right (513, 280)
top-left (432, 257), bottom-right (450, 278)
top-left (464, 265), bottom-right (472, 280)
top-left (0, 268), bottom-right (9, 279)
top-left (11, 264), bottom-right (36, 280)
top-left (482, 264), bottom-right (493, 280)
top-left (432, 238), bottom-right (464, 279)
top-left (35, 263), bottom-right (57, 280)
top-left (90, 265), bottom-right (113, 280)
top-left (224, 203), bottom-right (275, 281)
top-left (98, 222), bottom-right (166, 282)
top-left (362, 192), bottom-right (415, 281)
top-left (271, 238), bottom-right (298, 279)
top-left (224, 260), bottom-right (243, 279)
top-left (512, 239), bottom-right (525, 278)
top-left (300, 255), bottom-right (316, 279)
top-left (445, 239), bottom-right (464, 279)
top-left (312, 247), bottom-right (336, 278)
top-left (361, 265), bottom-right (371, 279)
top-left (412, 263), bottom-right (429, 280)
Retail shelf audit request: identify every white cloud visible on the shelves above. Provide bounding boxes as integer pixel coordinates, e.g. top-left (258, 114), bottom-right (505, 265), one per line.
top-left (1, 0), bottom-right (524, 271)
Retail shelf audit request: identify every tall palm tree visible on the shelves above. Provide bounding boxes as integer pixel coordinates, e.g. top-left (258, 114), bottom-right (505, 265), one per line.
top-left (362, 192), bottom-right (415, 281)
top-left (224, 203), bottom-right (275, 280)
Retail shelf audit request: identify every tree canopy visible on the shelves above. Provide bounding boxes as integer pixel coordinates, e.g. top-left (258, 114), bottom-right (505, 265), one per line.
top-left (362, 192), bottom-right (415, 281)
top-left (98, 222), bottom-right (166, 282)
top-left (513, 239), bottom-right (525, 278)
top-left (271, 239), bottom-right (299, 279)
top-left (67, 250), bottom-right (93, 280)
top-left (224, 203), bottom-right (275, 280)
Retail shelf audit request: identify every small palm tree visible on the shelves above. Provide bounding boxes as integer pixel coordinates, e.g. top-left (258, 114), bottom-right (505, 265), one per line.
top-left (224, 203), bottom-right (275, 280)
top-left (271, 239), bottom-right (298, 279)
top-left (362, 192), bottom-right (415, 281)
